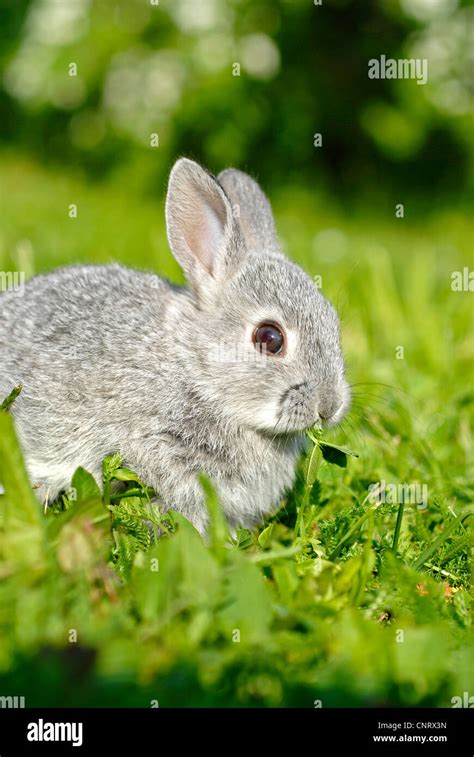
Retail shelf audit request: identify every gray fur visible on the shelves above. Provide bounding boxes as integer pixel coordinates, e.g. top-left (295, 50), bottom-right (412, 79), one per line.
top-left (0, 158), bottom-right (350, 534)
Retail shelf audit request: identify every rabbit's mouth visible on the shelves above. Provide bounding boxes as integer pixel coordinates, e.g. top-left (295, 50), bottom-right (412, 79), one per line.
top-left (274, 379), bottom-right (350, 433)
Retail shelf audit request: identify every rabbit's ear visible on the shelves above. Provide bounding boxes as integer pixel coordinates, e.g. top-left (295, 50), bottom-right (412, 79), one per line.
top-left (166, 158), bottom-right (243, 295)
top-left (218, 168), bottom-right (280, 254)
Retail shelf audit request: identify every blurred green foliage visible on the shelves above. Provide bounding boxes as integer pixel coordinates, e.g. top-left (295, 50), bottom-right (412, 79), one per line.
top-left (0, 0), bottom-right (472, 207)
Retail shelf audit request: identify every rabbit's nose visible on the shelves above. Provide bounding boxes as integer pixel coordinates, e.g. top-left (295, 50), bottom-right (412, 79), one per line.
top-left (317, 395), bottom-right (342, 421)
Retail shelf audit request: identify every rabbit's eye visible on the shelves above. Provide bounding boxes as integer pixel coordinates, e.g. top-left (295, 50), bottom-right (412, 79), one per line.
top-left (253, 322), bottom-right (285, 355)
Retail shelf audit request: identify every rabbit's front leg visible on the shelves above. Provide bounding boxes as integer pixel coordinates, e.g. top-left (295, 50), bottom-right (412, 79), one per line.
top-left (126, 458), bottom-right (210, 536)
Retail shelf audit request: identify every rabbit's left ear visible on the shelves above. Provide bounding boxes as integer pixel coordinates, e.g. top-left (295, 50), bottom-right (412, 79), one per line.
top-left (218, 168), bottom-right (281, 255)
top-left (166, 158), bottom-right (245, 300)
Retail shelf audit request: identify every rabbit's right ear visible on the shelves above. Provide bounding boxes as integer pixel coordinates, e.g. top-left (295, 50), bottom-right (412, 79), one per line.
top-left (217, 168), bottom-right (281, 255)
top-left (166, 158), bottom-right (244, 301)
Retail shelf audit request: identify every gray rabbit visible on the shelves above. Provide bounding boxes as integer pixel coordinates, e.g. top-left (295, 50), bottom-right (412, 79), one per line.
top-left (0, 159), bottom-right (350, 534)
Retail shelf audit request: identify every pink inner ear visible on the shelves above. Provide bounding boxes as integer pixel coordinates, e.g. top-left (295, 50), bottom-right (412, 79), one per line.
top-left (167, 160), bottom-right (233, 283)
top-left (186, 187), bottom-right (228, 275)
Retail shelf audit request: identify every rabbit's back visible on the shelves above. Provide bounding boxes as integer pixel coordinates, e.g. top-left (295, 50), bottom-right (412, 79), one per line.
top-left (0, 264), bottom-right (176, 495)
top-left (0, 264), bottom-right (169, 360)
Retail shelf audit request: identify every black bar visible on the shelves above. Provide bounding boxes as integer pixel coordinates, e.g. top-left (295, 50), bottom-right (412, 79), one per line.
top-left (0, 707), bottom-right (471, 755)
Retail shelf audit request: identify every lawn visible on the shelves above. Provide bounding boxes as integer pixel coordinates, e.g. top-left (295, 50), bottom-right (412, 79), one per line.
top-left (0, 151), bottom-right (472, 707)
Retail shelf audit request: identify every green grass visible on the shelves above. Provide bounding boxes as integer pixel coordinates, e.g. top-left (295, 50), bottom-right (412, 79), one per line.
top-left (0, 152), bottom-right (472, 707)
